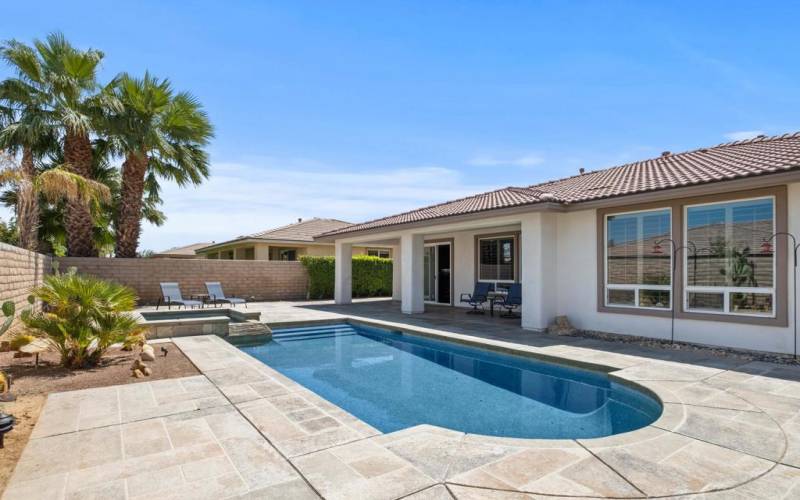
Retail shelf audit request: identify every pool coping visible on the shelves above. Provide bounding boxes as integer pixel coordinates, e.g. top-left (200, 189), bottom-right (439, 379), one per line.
top-left (172, 316), bottom-right (796, 498)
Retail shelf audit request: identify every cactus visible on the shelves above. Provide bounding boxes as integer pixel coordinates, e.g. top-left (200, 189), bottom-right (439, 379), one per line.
top-left (1, 301), bottom-right (14, 336)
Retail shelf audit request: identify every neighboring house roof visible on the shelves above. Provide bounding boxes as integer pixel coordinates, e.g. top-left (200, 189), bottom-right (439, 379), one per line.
top-left (320, 132), bottom-right (800, 237)
top-left (195, 218), bottom-right (353, 253)
top-left (152, 242), bottom-right (213, 258)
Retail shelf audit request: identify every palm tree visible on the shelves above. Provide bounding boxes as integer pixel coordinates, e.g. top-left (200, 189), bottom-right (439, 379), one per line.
top-left (1, 33), bottom-right (119, 256)
top-left (109, 72), bottom-right (212, 257)
top-left (0, 74), bottom-right (57, 250)
top-left (0, 150), bottom-right (112, 250)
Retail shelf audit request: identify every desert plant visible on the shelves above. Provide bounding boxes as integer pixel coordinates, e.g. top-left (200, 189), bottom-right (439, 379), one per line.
top-left (2, 33), bottom-right (120, 256)
top-left (108, 72), bottom-right (212, 257)
top-left (22, 270), bottom-right (145, 368)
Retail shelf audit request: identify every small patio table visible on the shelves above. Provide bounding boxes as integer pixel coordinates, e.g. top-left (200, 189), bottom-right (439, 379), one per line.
top-left (487, 291), bottom-right (507, 317)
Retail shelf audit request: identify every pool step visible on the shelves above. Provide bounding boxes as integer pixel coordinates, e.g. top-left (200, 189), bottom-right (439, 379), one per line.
top-left (272, 324), bottom-right (357, 342)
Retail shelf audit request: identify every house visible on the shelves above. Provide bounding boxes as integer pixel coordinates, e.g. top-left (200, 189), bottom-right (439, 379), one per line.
top-left (316, 132), bottom-right (800, 355)
top-left (194, 218), bottom-right (392, 261)
top-left (151, 242), bottom-right (213, 259)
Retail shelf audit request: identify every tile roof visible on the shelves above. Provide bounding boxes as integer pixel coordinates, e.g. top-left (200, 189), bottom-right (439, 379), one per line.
top-left (249, 218), bottom-right (352, 242)
top-left (153, 242), bottom-right (214, 257)
top-left (321, 132), bottom-right (800, 237)
top-left (196, 218), bottom-right (354, 252)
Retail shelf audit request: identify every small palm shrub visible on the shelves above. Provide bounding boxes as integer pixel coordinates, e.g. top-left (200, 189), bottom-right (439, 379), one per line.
top-left (22, 270), bottom-right (145, 368)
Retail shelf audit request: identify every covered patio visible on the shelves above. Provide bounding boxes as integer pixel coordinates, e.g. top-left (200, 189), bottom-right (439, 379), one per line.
top-left (319, 209), bottom-right (560, 331)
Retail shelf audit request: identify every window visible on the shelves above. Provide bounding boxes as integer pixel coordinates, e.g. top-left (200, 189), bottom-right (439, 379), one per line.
top-left (270, 247), bottom-right (297, 261)
top-left (207, 252), bottom-right (218, 259)
top-left (684, 197), bottom-right (775, 316)
top-left (243, 247), bottom-right (255, 260)
top-left (605, 209), bottom-right (672, 309)
top-left (367, 249), bottom-right (390, 258)
top-left (478, 236), bottom-right (516, 282)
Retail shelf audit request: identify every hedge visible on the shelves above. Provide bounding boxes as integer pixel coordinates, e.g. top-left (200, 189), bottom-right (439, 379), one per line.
top-left (300, 255), bottom-right (392, 299)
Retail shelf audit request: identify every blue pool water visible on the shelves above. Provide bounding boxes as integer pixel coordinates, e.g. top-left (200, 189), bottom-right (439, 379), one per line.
top-left (233, 323), bottom-right (661, 438)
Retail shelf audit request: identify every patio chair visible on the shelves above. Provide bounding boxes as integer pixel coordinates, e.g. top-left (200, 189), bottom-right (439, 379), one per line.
top-left (157, 282), bottom-right (203, 310)
top-left (460, 282), bottom-right (493, 314)
top-left (495, 283), bottom-right (522, 318)
top-left (205, 282), bottom-right (247, 308)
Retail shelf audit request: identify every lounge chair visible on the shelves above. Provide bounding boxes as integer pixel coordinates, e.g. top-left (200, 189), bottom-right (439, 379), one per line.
top-left (460, 282), bottom-right (493, 314)
top-left (495, 283), bottom-right (522, 318)
top-left (157, 282), bottom-right (203, 310)
top-left (205, 282), bottom-right (247, 308)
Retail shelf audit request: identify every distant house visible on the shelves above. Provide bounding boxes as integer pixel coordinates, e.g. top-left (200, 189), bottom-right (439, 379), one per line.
top-left (194, 218), bottom-right (392, 261)
top-left (151, 242), bottom-right (213, 259)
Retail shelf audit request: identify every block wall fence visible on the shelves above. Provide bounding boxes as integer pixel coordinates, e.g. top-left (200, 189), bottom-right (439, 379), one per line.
top-left (57, 257), bottom-right (309, 304)
top-left (0, 242), bottom-right (51, 335)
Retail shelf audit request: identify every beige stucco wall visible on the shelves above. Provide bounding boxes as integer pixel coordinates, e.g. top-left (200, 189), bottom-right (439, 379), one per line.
top-left (199, 242), bottom-right (391, 260)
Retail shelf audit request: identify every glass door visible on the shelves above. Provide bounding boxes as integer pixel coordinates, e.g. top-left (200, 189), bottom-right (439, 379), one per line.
top-left (424, 246), bottom-right (437, 302)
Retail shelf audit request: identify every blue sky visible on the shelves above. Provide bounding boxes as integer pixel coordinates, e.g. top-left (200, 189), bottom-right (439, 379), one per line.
top-left (3, 1), bottom-right (799, 251)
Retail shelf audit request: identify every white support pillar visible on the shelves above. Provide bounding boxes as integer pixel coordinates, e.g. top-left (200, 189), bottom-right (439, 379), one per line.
top-left (334, 241), bottom-right (352, 305)
top-left (392, 245), bottom-right (402, 301)
top-left (400, 233), bottom-right (425, 314)
top-left (520, 212), bottom-right (558, 330)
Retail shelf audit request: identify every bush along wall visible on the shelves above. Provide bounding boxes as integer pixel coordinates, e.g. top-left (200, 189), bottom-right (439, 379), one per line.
top-left (300, 255), bottom-right (392, 299)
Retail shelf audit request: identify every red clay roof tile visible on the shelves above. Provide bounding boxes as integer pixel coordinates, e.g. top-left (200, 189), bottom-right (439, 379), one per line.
top-left (321, 132), bottom-right (800, 237)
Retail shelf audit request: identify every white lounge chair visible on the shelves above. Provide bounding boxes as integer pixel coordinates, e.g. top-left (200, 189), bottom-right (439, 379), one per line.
top-left (158, 282), bottom-right (203, 310)
top-left (205, 282), bottom-right (247, 308)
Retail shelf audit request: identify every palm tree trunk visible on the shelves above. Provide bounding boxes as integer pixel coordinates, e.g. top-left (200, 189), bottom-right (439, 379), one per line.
top-left (63, 130), bottom-right (97, 257)
top-left (115, 151), bottom-right (147, 258)
top-left (17, 147), bottom-right (39, 252)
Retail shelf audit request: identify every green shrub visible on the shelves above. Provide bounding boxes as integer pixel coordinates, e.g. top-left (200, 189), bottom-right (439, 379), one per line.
top-left (300, 255), bottom-right (393, 299)
top-left (22, 270), bottom-right (145, 369)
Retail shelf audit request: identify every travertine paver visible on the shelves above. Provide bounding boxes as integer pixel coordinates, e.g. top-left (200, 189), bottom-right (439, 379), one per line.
top-left (3, 388), bottom-right (318, 500)
top-left (7, 299), bottom-right (800, 499)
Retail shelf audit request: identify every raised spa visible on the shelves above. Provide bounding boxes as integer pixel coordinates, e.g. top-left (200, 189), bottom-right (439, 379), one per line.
top-left (233, 323), bottom-right (662, 439)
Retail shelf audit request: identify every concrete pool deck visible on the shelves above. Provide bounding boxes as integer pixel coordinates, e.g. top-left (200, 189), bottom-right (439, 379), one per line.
top-left (4, 300), bottom-right (800, 499)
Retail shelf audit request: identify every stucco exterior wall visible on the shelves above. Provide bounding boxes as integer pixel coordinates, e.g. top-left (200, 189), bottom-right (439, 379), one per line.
top-left (554, 182), bottom-right (800, 354)
top-left (200, 242), bottom-right (391, 260)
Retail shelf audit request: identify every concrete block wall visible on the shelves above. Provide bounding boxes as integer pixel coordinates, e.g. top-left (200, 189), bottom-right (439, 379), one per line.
top-left (57, 257), bottom-right (309, 304)
top-left (0, 242), bottom-right (51, 336)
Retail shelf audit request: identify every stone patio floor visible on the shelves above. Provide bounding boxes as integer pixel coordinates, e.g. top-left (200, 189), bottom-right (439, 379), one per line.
top-left (4, 299), bottom-right (800, 499)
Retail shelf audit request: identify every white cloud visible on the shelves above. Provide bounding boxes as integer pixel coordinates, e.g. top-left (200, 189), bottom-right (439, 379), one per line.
top-left (723, 130), bottom-right (765, 141)
top-left (468, 153), bottom-right (544, 167)
top-left (139, 159), bottom-right (500, 252)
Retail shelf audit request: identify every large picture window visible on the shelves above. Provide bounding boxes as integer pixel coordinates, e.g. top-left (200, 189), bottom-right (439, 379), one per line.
top-left (605, 209), bottom-right (672, 309)
top-left (684, 197), bottom-right (775, 316)
top-left (478, 236), bottom-right (516, 282)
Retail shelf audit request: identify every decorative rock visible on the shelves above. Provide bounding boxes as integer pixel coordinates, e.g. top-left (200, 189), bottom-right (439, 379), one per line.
top-left (142, 366), bottom-right (152, 376)
top-left (132, 369), bottom-right (144, 378)
top-left (141, 344), bottom-right (155, 361)
top-left (548, 315), bottom-right (577, 336)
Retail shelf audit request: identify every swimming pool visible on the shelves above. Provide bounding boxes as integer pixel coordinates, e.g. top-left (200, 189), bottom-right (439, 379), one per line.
top-left (233, 323), bottom-right (661, 439)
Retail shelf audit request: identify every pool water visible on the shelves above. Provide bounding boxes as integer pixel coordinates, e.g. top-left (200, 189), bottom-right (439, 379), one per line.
top-left (233, 323), bottom-right (661, 438)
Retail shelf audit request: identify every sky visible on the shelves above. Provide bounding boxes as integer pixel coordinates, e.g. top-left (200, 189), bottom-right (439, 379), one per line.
top-left (2, 1), bottom-right (799, 252)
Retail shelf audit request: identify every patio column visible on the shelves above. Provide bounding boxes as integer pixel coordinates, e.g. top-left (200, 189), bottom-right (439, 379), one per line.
top-left (392, 245), bottom-right (401, 301)
top-left (400, 233), bottom-right (425, 314)
top-left (334, 241), bottom-right (352, 305)
top-left (520, 212), bottom-right (558, 330)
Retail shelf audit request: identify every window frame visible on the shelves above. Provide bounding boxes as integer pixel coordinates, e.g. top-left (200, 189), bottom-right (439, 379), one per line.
top-left (682, 195), bottom-right (776, 318)
top-left (474, 232), bottom-right (520, 285)
top-left (595, 185), bottom-right (788, 326)
top-left (603, 207), bottom-right (673, 311)
top-left (367, 248), bottom-right (390, 258)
